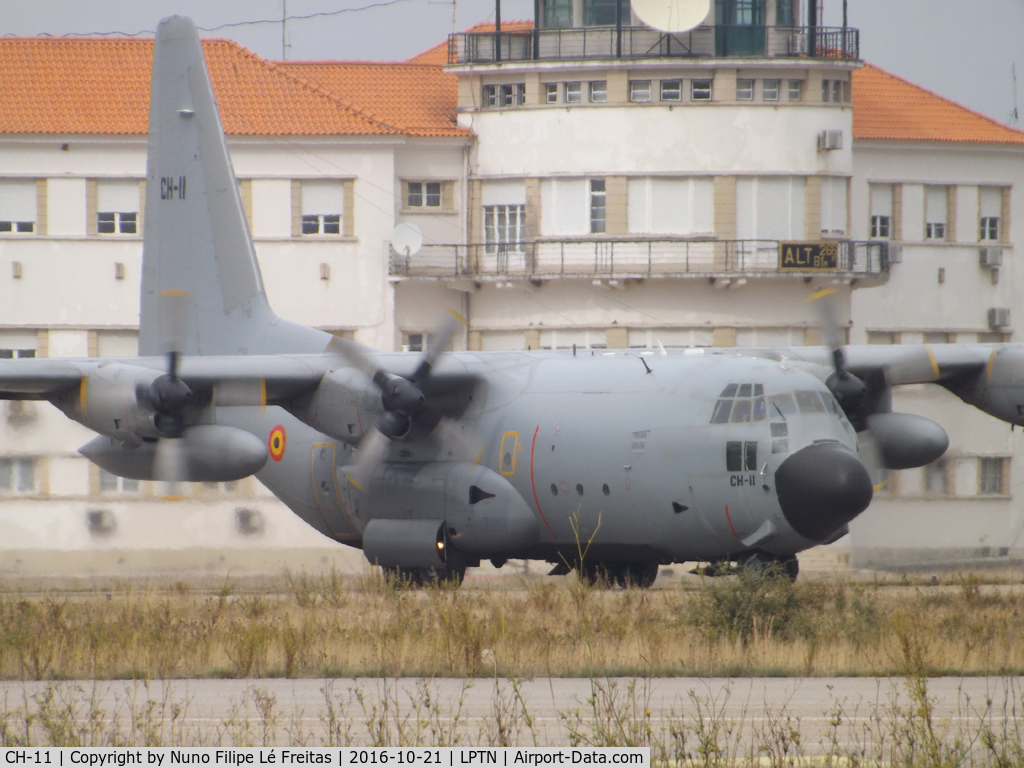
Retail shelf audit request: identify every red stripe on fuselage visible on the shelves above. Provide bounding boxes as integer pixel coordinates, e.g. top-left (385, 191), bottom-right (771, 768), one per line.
top-left (530, 425), bottom-right (557, 539)
top-left (724, 504), bottom-right (740, 541)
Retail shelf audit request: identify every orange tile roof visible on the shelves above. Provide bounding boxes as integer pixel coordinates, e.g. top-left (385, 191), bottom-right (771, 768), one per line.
top-left (853, 63), bottom-right (1024, 145)
top-left (277, 61), bottom-right (469, 138)
top-left (0, 37), bottom-right (398, 136)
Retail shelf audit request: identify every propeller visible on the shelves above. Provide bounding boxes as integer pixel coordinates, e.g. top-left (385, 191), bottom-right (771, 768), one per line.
top-left (329, 311), bottom-right (477, 489)
top-left (808, 287), bottom-right (869, 431)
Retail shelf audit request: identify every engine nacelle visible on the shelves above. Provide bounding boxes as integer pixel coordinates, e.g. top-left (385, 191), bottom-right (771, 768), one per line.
top-left (362, 519), bottom-right (447, 568)
top-left (348, 461), bottom-right (540, 558)
top-left (54, 362), bottom-right (163, 440)
top-left (79, 424), bottom-right (268, 481)
top-left (866, 412), bottom-right (949, 469)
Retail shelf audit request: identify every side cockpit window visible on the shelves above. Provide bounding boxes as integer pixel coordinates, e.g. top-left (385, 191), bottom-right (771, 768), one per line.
top-left (711, 383), bottom-right (766, 424)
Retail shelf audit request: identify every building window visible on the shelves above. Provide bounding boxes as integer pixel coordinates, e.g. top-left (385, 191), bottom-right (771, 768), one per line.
top-left (0, 179), bottom-right (36, 233)
top-left (590, 179), bottom-right (606, 234)
top-left (301, 180), bottom-right (343, 235)
top-left (630, 80), bottom-right (652, 103)
top-left (867, 331), bottom-right (897, 345)
top-left (925, 186), bottom-right (947, 240)
top-left (787, 80), bottom-right (802, 101)
top-left (691, 79), bottom-right (712, 101)
top-left (405, 332), bottom-right (424, 353)
top-left (484, 205), bottom-right (526, 254)
top-left (407, 182), bottom-right (441, 208)
top-left (979, 457), bottom-right (1006, 495)
top-left (832, 80), bottom-right (843, 103)
top-left (822, 79), bottom-right (831, 102)
top-left (584, 0), bottom-right (621, 26)
top-left (565, 82), bottom-right (582, 104)
top-left (99, 468), bottom-right (140, 494)
top-left (0, 349), bottom-right (36, 359)
top-left (736, 78), bottom-right (754, 100)
top-left (590, 81), bottom-right (608, 103)
top-left (542, 0), bottom-right (573, 28)
top-left (545, 83), bottom-right (558, 103)
top-left (660, 80), bottom-right (682, 102)
top-left (483, 83), bottom-right (526, 107)
top-left (776, 0), bottom-right (793, 25)
top-left (762, 79), bottom-right (780, 101)
top-left (870, 183), bottom-right (893, 240)
top-left (0, 457), bottom-right (36, 494)
top-left (96, 179), bottom-right (140, 235)
top-left (820, 177), bottom-right (847, 235)
top-left (924, 459), bottom-right (949, 495)
top-left (980, 187), bottom-right (1002, 241)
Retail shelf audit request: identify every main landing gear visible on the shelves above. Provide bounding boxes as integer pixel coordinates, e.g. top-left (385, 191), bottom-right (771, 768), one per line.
top-left (579, 561), bottom-right (660, 589)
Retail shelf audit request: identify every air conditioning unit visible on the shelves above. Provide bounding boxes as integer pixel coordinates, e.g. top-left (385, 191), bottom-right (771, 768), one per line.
top-left (817, 130), bottom-right (843, 151)
top-left (979, 247), bottom-right (1004, 267)
top-left (789, 32), bottom-right (807, 54)
top-left (988, 307), bottom-right (1011, 329)
top-left (886, 242), bottom-right (903, 264)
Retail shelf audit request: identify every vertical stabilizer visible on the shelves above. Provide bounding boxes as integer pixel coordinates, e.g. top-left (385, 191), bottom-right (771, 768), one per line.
top-left (139, 16), bottom-right (327, 356)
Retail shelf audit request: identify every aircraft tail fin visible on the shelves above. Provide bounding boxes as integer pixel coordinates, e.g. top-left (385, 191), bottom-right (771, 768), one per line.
top-left (138, 16), bottom-right (327, 357)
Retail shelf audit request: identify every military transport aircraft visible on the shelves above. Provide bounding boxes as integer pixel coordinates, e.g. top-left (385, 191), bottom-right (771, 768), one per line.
top-left (1, 16), bottom-right (1021, 585)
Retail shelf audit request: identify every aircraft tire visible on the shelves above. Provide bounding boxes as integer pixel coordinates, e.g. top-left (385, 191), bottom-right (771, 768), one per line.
top-left (619, 562), bottom-right (659, 589)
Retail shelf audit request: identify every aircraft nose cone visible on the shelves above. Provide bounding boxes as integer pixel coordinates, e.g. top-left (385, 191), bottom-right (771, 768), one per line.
top-left (775, 442), bottom-right (873, 542)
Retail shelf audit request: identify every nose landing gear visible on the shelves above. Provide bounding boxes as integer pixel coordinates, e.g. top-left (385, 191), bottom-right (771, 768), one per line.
top-left (741, 551), bottom-right (799, 582)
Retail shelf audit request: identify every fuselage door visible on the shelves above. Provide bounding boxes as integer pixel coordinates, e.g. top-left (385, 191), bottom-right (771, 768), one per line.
top-left (311, 442), bottom-right (359, 539)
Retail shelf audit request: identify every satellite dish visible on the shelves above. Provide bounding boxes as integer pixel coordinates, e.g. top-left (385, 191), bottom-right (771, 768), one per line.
top-left (391, 223), bottom-right (423, 257)
top-left (632, 0), bottom-right (710, 33)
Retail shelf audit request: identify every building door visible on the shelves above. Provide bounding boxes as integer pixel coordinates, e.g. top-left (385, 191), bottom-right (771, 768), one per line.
top-left (715, 0), bottom-right (765, 56)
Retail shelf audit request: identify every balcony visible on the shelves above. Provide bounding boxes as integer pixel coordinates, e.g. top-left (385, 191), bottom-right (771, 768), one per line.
top-left (447, 25), bottom-right (859, 65)
top-left (389, 238), bottom-right (889, 280)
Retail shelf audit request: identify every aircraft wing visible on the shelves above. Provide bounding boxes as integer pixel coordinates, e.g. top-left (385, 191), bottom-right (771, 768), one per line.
top-left (0, 359), bottom-right (87, 399)
top-left (747, 344), bottom-right (991, 385)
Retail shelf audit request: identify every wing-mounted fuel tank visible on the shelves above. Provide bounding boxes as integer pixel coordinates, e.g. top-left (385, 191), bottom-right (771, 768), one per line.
top-left (343, 461), bottom-right (539, 559)
top-left (79, 426), bottom-right (267, 482)
top-left (947, 345), bottom-right (1024, 426)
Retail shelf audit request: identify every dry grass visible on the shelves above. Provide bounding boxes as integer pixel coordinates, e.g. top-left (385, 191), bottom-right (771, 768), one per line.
top-left (0, 568), bottom-right (1020, 680)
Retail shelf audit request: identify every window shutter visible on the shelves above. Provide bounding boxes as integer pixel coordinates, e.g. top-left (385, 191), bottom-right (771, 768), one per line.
top-left (401, 180), bottom-right (409, 210)
top-left (1001, 187), bottom-right (1011, 243)
top-left (291, 180), bottom-right (302, 237)
top-left (35, 179), bottom-right (47, 235)
top-left (138, 180), bottom-right (146, 235)
top-left (343, 179), bottom-right (355, 237)
top-left (86, 179), bottom-right (97, 236)
top-left (443, 181), bottom-right (455, 211)
top-left (97, 180), bottom-right (141, 212)
top-left (0, 179), bottom-right (37, 222)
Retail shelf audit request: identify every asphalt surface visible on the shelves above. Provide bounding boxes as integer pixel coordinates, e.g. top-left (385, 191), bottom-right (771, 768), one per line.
top-left (1, 676), bottom-right (1021, 749)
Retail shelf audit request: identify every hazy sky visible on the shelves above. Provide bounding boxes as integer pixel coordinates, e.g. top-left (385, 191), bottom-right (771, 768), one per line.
top-left (2, 0), bottom-right (1021, 126)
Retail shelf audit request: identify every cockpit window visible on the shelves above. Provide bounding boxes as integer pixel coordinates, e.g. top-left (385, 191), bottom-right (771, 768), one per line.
top-left (711, 383), bottom-right (767, 424)
top-left (771, 393), bottom-right (797, 416)
top-left (795, 391), bottom-right (826, 413)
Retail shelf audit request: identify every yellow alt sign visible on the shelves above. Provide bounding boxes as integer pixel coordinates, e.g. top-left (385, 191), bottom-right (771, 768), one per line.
top-left (779, 242), bottom-right (839, 270)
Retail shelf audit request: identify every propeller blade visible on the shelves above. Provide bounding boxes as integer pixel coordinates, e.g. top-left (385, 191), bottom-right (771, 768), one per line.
top-left (433, 418), bottom-right (485, 465)
top-left (154, 436), bottom-right (188, 499)
top-left (159, 289), bottom-right (190, 361)
top-left (342, 427), bottom-right (392, 491)
top-left (413, 310), bottom-right (466, 383)
top-left (807, 286), bottom-right (846, 371)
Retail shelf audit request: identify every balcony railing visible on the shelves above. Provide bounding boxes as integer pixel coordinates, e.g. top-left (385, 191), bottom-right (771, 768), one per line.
top-left (389, 238), bottom-right (889, 279)
top-left (447, 25), bottom-right (859, 65)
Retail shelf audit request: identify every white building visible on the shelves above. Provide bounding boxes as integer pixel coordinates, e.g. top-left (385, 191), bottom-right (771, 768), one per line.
top-left (0, 2), bottom-right (1022, 572)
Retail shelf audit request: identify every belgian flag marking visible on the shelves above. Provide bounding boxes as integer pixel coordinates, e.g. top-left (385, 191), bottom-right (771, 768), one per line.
top-left (268, 425), bottom-right (287, 462)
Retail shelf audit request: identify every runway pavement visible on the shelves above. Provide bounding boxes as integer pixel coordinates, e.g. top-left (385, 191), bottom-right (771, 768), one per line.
top-left (0, 676), bottom-right (1020, 750)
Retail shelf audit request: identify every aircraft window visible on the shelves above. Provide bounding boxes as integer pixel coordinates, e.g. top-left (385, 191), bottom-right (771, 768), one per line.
top-left (602, 483), bottom-right (610, 496)
top-left (754, 384), bottom-right (764, 396)
top-left (730, 399), bottom-right (752, 423)
top-left (745, 441), bottom-right (757, 471)
top-left (771, 393), bottom-right (797, 416)
top-left (576, 483), bottom-right (584, 495)
top-left (772, 438), bottom-right (789, 454)
top-left (721, 384), bottom-right (738, 397)
top-left (770, 422), bottom-right (788, 437)
top-left (550, 483), bottom-right (558, 496)
top-left (711, 400), bottom-right (732, 423)
top-left (737, 384), bottom-right (752, 397)
top-left (753, 396), bottom-right (767, 421)
top-left (795, 391), bottom-right (826, 413)
top-left (726, 441), bottom-right (742, 472)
